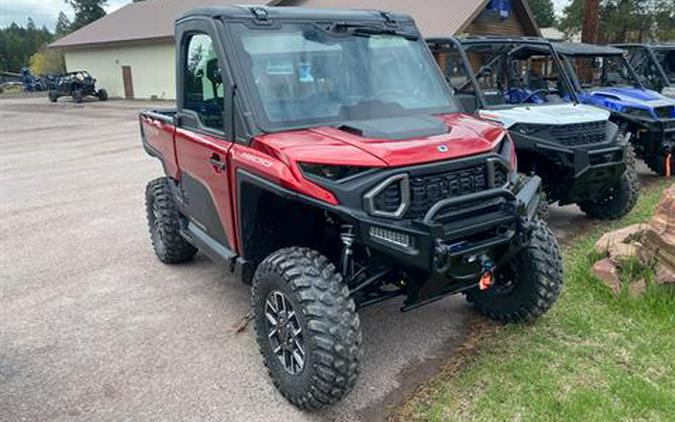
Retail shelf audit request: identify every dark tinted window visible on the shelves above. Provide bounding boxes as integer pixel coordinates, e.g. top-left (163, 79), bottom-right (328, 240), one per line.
top-left (184, 33), bottom-right (224, 131)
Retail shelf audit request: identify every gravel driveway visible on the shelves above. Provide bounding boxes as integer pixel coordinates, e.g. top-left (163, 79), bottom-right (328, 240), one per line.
top-left (0, 97), bottom-right (657, 421)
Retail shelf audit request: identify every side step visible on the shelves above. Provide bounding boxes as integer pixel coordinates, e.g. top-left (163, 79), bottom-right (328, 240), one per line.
top-left (181, 222), bottom-right (237, 268)
top-left (180, 222), bottom-right (254, 284)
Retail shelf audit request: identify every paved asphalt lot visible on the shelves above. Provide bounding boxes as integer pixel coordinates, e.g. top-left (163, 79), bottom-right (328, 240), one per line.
top-left (0, 97), bottom-right (658, 421)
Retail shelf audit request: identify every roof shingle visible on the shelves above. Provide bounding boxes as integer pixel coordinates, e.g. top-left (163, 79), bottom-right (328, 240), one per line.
top-left (50, 0), bottom-right (269, 48)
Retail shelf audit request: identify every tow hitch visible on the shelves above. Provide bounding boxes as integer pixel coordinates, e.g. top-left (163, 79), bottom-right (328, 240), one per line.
top-left (479, 255), bottom-right (494, 290)
top-left (666, 152), bottom-right (672, 177)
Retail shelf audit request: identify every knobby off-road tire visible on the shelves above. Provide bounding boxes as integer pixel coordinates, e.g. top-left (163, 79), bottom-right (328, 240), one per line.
top-left (466, 219), bottom-right (563, 322)
top-left (72, 89), bottom-right (83, 103)
top-left (252, 247), bottom-right (362, 410)
top-left (145, 177), bottom-right (197, 264)
top-left (97, 88), bottom-right (108, 101)
top-left (578, 145), bottom-right (640, 219)
top-left (536, 191), bottom-right (551, 222)
top-left (48, 90), bottom-right (58, 103)
top-left (518, 174), bottom-right (550, 221)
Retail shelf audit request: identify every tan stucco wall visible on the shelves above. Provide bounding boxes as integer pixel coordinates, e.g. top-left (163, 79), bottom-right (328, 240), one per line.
top-left (63, 41), bottom-right (176, 100)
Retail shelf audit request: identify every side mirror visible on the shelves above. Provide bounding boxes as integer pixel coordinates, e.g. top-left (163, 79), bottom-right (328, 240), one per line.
top-left (206, 58), bottom-right (223, 85)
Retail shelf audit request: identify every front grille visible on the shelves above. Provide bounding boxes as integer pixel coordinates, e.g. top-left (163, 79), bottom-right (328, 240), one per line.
top-left (654, 106), bottom-right (674, 119)
top-left (551, 121), bottom-right (606, 146)
top-left (406, 164), bottom-right (489, 219)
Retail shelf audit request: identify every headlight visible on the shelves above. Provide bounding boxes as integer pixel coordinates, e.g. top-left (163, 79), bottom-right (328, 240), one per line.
top-left (511, 124), bottom-right (542, 136)
top-left (499, 133), bottom-right (518, 172)
top-left (299, 163), bottom-right (372, 182)
top-left (623, 107), bottom-right (653, 119)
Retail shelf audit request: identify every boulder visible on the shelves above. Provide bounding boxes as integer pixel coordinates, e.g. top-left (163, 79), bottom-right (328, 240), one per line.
top-left (654, 263), bottom-right (675, 285)
top-left (593, 223), bottom-right (646, 256)
top-left (592, 258), bottom-right (621, 294)
top-left (649, 183), bottom-right (675, 246)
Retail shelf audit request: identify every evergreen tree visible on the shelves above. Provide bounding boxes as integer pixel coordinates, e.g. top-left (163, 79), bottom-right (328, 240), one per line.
top-left (55, 12), bottom-right (73, 38)
top-left (529, 0), bottom-right (557, 27)
top-left (66, 0), bottom-right (107, 31)
top-left (559, 0), bottom-right (674, 43)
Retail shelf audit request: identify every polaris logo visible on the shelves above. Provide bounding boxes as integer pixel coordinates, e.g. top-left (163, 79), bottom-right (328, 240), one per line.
top-left (437, 145), bottom-right (449, 153)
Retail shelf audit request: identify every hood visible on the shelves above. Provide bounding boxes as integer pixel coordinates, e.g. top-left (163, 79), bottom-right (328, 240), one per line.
top-left (662, 86), bottom-right (675, 99)
top-left (478, 103), bottom-right (610, 129)
top-left (253, 113), bottom-right (505, 168)
top-left (589, 87), bottom-right (675, 108)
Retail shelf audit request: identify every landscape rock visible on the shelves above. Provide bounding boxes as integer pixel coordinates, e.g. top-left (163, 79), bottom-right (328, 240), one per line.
top-left (591, 184), bottom-right (675, 294)
top-left (628, 278), bottom-right (646, 298)
top-left (593, 224), bottom-right (646, 256)
top-left (654, 263), bottom-right (675, 285)
top-left (649, 184), bottom-right (675, 245)
top-left (592, 258), bottom-right (621, 294)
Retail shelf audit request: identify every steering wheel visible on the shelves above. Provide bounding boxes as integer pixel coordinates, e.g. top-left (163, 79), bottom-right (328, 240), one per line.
top-left (519, 88), bottom-right (549, 104)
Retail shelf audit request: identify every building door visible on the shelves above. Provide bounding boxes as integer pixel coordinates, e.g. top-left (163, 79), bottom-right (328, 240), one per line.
top-left (122, 65), bottom-right (134, 99)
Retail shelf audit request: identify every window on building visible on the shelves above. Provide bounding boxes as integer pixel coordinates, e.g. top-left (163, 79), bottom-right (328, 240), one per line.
top-left (184, 33), bottom-right (224, 131)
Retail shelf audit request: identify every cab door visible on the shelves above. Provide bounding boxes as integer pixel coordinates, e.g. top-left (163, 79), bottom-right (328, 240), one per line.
top-left (174, 30), bottom-right (238, 255)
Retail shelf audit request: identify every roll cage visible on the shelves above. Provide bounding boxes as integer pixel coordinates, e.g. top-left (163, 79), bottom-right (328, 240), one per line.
top-left (553, 43), bottom-right (646, 92)
top-left (614, 43), bottom-right (675, 90)
top-left (426, 36), bottom-right (580, 110)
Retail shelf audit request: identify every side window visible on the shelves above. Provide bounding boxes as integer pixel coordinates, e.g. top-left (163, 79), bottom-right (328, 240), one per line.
top-left (184, 33), bottom-right (224, 131)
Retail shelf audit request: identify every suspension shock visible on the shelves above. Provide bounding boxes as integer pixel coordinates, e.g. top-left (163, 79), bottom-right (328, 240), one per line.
top-left (340, 225), bottom-right (355, 278)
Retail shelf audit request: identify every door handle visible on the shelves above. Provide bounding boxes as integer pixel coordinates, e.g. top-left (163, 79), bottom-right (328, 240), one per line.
top-left (209, 155), bottom-right (226, 171)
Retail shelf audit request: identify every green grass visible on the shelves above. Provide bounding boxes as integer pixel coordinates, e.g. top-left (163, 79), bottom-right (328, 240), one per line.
top-left (399, 180), bottom-right (674, 422)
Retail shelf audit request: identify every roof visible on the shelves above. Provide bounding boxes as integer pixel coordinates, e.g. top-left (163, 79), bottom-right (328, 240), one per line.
top-left (51, 0), bottom-right (540, 49)
top-left (281, 0), bottom-right (539, 37)
top-left (50, 0), bottom-right (270, 48)
top-left (456, 35), bottom-right (551, 45)
top-left (540, 27), bottom-right (565, 41)
top-left (553, 42), bottom-right (625, 56)
top-left (613, 43), bottom-right (675, 50)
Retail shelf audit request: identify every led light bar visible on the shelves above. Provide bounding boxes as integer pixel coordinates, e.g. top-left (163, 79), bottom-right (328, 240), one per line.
top-left (369, 226), bottom-right (412, 248)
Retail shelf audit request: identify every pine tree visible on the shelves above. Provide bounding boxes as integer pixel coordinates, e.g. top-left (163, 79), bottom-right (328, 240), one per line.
top-left (66, 0), bottom-right (107, 31)
top-left (528, 0), bottom-right (557, 27)
top-left (55, 12), bottom-right (72, 37)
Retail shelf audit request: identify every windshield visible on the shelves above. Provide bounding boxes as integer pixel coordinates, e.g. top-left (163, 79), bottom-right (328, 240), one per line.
top-left (562, 54), bottom-right (640, 90)
top-left (458, 42), bottom-right (575, 107)
top-left (654, 49), bottom-right (675, 83)
top-left (229, 23), bottom-right (457, 130)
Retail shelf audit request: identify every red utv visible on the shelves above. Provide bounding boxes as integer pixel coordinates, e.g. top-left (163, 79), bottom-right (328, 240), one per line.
top-left (140, 6), bottom-right (563, 409)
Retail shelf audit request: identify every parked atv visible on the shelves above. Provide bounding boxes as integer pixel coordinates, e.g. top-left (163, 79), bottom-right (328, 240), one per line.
top-left (21, 68), bottom-right (46, 92)
top-left (428, 37), bottom-right (639, 219)
top-left (140, 7), bottom-right (563, 409)
top-left (615, 43), bottom-right (675, 99)
top-left (554, 43), bottom-right (675, 177)
top-left (48, 71), bottom-right (107, 103)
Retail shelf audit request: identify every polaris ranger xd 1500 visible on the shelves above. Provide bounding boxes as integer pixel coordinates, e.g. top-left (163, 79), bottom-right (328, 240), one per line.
top-left (140, 7), bottom-right (562, 409)
top-left (427, 37), bottom-right (639, 220)
top-left (616, 43), bottom-right (675, 99)
top-left (554, 43), bottom-right (675, 177)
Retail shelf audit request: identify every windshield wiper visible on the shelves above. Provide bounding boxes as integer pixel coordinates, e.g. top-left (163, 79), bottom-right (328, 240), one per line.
top-left (328, 23), bottom-right (418, 41)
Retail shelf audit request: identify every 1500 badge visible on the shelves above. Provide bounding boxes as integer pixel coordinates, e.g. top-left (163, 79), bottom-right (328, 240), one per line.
top-left (241, 152), bottom-right (273, 168)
